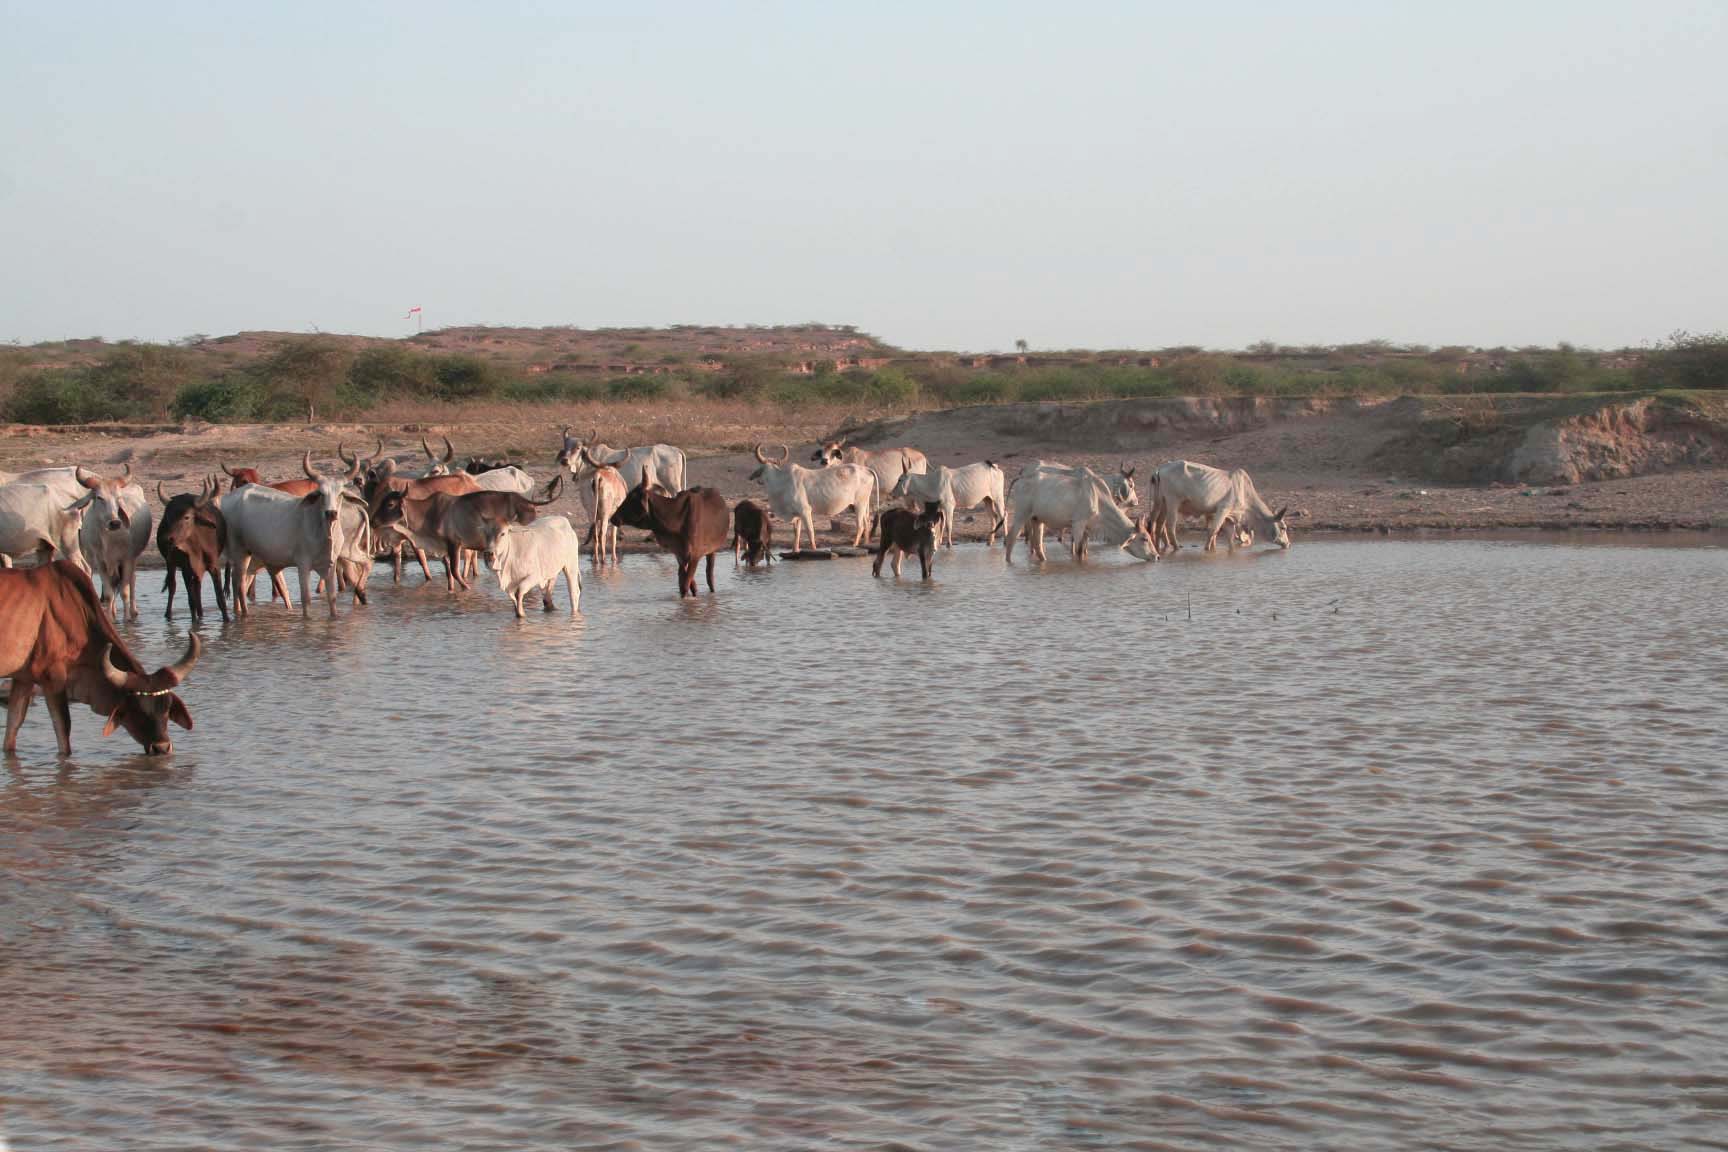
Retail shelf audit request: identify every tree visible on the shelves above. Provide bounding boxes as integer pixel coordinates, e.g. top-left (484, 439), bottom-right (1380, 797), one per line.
top-left (1014, 338), bottom-right (1029, 355)
top-left (254, 338), bottom-right (353, 420)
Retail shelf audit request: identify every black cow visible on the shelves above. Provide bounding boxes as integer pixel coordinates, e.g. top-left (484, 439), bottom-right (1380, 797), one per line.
top-left (731, 499), bottom-right (773, 568)
top-left (156, 479), bottom-right (230, 622)
top-left (872, 501), bottom-right (940, 580)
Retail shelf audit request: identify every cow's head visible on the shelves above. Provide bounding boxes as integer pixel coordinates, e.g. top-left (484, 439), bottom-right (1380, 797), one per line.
top-left (76, 464), bottom-right (133, 537)
top-left (220, 462), bottom-right (263, 490)
top-left (100, 634), bottom-right (201, 755)
top-left (300, 451), bottom-right (369, 539)
top-left (1122, 516), bottom-right (1158, 562)
top-left (748, 443), bottom-right (792, 483)
top-left (1249, 506), bottom-right (1291, 550)
top-left (811, 437), bottom-right (845, 465)
top-left (1111, 463), bottom-right (1138, 509)
top-left (164, 479), bottom-right (223, 558)
top-left (557, 426), bottom-right (599, 473)
top-left (52, 496), bottom-right (92, 573)
top-left (420, 435), bottom-right (456, 477)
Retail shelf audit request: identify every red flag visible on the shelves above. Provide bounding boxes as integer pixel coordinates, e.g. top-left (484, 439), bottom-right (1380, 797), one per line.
top-left (405, 306), bottom-right (422, 318)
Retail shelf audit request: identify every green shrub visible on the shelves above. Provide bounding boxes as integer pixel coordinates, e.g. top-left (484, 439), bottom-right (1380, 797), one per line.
top-left (5, 369), bottom-right (140, 424)
top-left (350, 345), bottom-right (439, 399)
top-left (1638, 331), bottom-right (1728, 390)
top-left (171, 374), bottom-right (263, 422)
top-left (433, 355), bottom-right (498, 400)
top-left (503, 373), bottom-right (604, 404)
top-left (867, 366), bottom-right (919, 405)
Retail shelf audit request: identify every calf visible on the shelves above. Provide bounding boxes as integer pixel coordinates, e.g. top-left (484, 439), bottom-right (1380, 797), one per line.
top-left (872, 502), bottom-right (940, 579)
top-left (579, 448), bottom-right (628, 565)
top-left (731, 499), bottom-right (773, 568)
top-left (156, 478), bottom-right (230, 623)
top-left (608, 481), bottom-right (729, 597)
top-left (487, 516), bottom-right (582, 617)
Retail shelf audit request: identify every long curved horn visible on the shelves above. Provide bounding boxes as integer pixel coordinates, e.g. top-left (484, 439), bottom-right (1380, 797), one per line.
top-left (588, 426), bottom-right (598, 445)
top-left (441, 435), bottom-right (454, 464)
top-left (161, 634), bottom-right (201, 686)
top-left (776, 444), bottom-right (791, 464)
top-left (421, 436), bottom-right (436, 461)
top-left (1121, 461), bottom-right (1135, 478)
top-left (221, 461), bottom-right (239, 478)
top-left (337, 442), bottom-right (356, 467)
top-left (101, 644), bottom-right (135, 690)
top-left (754, 443), bottom-right (768, 465)
top-left (156, 480), bottom-right (171, 507)
top-left (120, 462), bottom-right (132, 482)
top-left (344, 450), bottom-right (363, 484)
top-left (302, 450), bottom-right (319, 480)
top-left (75, 466), bottom-right (101, 490)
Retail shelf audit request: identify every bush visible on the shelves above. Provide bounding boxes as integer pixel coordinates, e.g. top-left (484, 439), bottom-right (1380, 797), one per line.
top-left (171, 374), bottom-right (263, 422)
top-left (1638, 331), bottom-right (1728, 390)
top-left (432, 355), bottom-right (499, 400)
top-left (502, 373), bottom-right (604, 404)
top-left (5, 369), bottom-right (139, 424)
top-left (350, 345), bottom-right (439, 399)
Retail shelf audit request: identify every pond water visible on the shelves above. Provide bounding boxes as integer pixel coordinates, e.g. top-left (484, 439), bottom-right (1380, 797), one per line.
top-left (3, 537), bottom-right (1726, 1150)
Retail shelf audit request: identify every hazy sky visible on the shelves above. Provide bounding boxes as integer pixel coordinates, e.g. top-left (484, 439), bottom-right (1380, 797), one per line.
top-left (3, 1), bottom-right (1724, 351)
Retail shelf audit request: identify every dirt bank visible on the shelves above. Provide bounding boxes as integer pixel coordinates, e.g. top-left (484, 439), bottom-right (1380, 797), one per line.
top-left (2, 392), bottom-right (1723, 550)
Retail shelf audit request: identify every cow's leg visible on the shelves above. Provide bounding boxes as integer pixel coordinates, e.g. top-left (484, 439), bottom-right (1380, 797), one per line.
top-left (211, 565), bottom-right (230, 622)
top-left (941, 497), bottom-right (957, 549)
top-left (1204, 508), bottom-right (1229, 552)
top-left (183, 562), bottom-right (202, 623)
top-left (1004, 508), bottom-right (1025, 563)
top-left (564, 566), bottom-right (579, 614)
top-left (4, 679), bottom-right (33, 755)
top-left (705, 551), bottom-right (716, 592)
top-left (541, 578), bottom-right (556, 611)
top-left (44, 689), bottom-right (73, 756)
top-left (163, 564), bottom-right (178, 621)
top-left (892, 547), bottom-right (904, 578)
top-left (512, 589), bottom-right (527, 619)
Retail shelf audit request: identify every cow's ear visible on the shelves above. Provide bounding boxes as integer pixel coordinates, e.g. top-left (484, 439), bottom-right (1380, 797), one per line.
top-left (103, 705), bottom-right (124, 737)
top-left (301, 492), bottom-right (321, 506)
top-left (168, 696), bottom-right (193, 730)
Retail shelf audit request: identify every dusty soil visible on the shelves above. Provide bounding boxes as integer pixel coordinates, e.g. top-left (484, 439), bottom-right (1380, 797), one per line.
top-left (3, 395), bottom-right (1723, 564)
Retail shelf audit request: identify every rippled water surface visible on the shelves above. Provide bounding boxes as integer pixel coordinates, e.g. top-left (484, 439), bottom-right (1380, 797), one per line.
top-left (3, 538), bottom-right (1726, 1150)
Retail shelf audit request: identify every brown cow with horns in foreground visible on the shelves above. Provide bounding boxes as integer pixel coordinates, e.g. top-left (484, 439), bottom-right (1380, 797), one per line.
top-left (1, 561), bottom-right (202, 756)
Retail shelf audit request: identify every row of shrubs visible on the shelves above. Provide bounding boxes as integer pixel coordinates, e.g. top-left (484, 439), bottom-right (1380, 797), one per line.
top-left (3, 334), bottom-right (1725, 425)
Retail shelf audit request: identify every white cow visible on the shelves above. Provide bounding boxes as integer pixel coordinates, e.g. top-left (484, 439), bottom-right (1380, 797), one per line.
top-left (557, 426), bottom-right (687, 500)
top-left (74, 467), bottom-right (151, 620)
top-left (0, 482), bottom-right (92, 572)
top-left (1004, 467), bottom-right (1157, 563)
top-left (1015, 460), bottom-right (1138, 509)
top-left (486, 515), bottom-right (582, 618)
top-left (811, 437), bottom-right (929, 509)
top-left (222, 452), bottom-right (371, 617)
top-left (1149, 460), bottom-right (1290, 553)
top-left (888, 457), bottom-right (1008, 548)
top-left (748, 444), bottom-right (875, 551)
top-left (579, 451), bottom-right (627, 566)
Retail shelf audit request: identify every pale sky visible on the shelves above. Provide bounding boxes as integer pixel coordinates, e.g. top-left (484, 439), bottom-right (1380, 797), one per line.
top-left (3, 1), bottom-right (1724, 352)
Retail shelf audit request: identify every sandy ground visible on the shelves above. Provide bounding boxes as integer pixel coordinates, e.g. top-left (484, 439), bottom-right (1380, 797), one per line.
top-left (2, 408), bottom-right (1723, 566)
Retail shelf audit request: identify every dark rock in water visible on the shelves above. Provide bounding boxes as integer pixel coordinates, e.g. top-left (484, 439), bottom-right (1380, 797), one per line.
top-left (779, 549), bottom-right (836, 561)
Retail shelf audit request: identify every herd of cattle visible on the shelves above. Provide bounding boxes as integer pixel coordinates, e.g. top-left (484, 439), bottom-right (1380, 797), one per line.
top-left (0, 428), bottom-right (1290, 757)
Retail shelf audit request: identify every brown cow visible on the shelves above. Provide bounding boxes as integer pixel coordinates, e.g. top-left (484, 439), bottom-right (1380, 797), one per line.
top-left (364, 459), bottom-right (482, 582)
top-left (731, 499), bottom-right (773, 568)
top-left (1, 561), bottom-right (201, 756)
top-left (372, 481), bottom-right (561, 590)
top-left (872, 502), bottom-right (940, 579)
top-left (156, 478), bottom-right (229, 623)
top-left (609, 481), bottom-right (729, 597)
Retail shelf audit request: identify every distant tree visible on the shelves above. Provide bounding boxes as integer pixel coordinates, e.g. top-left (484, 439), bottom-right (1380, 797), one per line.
top-left (1014, 338), bottom-right (1029, 355)
top-left (254, 338), bottom-right (353, 420)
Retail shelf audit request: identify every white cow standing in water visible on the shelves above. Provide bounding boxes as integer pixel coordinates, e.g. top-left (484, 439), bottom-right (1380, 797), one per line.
top-left (1149, 460), bottom-right (1290, 553)
top-left (1005, 466), bottom-right (1157, 563)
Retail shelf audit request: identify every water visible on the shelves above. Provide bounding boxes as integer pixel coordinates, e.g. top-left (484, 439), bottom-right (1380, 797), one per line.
top-left (3, 538), bottom-right (1726, 1150)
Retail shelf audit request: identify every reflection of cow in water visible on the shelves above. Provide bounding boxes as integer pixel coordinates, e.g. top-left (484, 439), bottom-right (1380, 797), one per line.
top-left (1, 560), bottom-right (202, 756)
top-left (1149, 460), bottom-right (1290, 553)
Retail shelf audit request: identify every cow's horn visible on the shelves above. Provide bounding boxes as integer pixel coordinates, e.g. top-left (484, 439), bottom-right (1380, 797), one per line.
top-left (161, 634), bottom-right (201, 686)
top-left (776, 444), bottom-right (791, 464)
top-left (588, 426), bottom-right (598, 445)
top-left (337, 442), bottom-right (356, 466)
top-left (754, 443), bottom-right (768, 464)
top-left (121, 462), bottom-right (132, 481)
top-left (220, 461), bottom-right (239, 478)
top-left (441, 436), bottom-right (455, 464)
top-left (156, 480), bottom-right (171, 507)
top-left (421, 435), bottom-right (436, 460)
top-left (75, 466), bottom-right (102, 490)
top-left (344, 451), bottom-right (363, 483)
top-left (100, 644), bottom-right (135, 690)
top-left (1121, 462), bottom-right (1135, 478)
top-left (1275, 505), bottom-right (1288, 521)
top-left (302, 450), bottom-right (319, 480)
